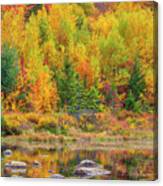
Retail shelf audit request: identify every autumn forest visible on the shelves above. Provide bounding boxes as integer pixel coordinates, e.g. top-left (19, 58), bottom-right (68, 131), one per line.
top-left (1, 2), bottom-right (158, 180)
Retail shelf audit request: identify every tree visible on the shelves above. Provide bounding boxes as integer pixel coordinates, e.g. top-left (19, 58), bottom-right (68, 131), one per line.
top-left (99, 28), bottom-right (128, 85)
top-left (1, 3), bottom-right (155, 113)
top-left (74, 81), bottom-right (101, 112)
top-left (125, 57), bottom-right (145, 112)
top-left (1, 6), bottom-right (25, 51)
top-left (29, 71), bottom-right (58, 113)
top-left (56, 58), bottom-right (101, 113)
top-left (1, 44), bottom-right (19, 95)
top-left (86, 86), bottom-right (101, 111)
top-left (56, 58), bottom-right (80, 112)
top-left (76, 60), bottom-right (94, 88)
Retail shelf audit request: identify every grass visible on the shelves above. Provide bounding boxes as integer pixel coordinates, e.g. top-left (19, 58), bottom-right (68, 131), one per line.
top-left (2, 110), bottom-right (156, 151)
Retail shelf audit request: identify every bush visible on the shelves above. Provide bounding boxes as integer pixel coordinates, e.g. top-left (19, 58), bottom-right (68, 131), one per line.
top-left (2, 114), bottom-right (23, 135)
top-left (25, 113), bottom-right (40, 124)
top-left (35, 113), bottom-right (77, 135)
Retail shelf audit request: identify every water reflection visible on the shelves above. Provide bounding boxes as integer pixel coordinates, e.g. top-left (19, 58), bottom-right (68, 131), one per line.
top-left (2, 148), bottom-right (155, 180)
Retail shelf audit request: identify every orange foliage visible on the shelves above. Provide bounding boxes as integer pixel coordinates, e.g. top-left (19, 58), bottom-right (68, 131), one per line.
top-left (29, 72), bottom-right (58, 113)
top-left (76, 60), bottom-right (94, 87)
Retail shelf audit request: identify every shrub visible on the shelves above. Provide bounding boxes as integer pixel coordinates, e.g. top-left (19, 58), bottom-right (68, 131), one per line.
top-left (35, 113), bottom-right (78, 135)
top-left (25, 113), bottom-right (40, 124)
top-left (2, 114), bottom-right (24, 135)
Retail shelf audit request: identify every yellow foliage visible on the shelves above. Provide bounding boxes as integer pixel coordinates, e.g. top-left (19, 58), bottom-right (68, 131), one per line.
top-left (1, 3), bottom-right (156, 112)
top-left (4, 113), bottom-right (27, 128)
top-left (24, 112), bottom-right (40, 124)
top-left (2, 7), bottom-right (25, 51)
top-left (29, 72), bottom-right (58, 113)
top-left (90, 14), bottom-right (118, 37)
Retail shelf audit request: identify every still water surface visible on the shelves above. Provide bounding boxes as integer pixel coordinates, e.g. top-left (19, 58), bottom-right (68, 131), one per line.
top-left (2, 146), bottom-right (156, 180)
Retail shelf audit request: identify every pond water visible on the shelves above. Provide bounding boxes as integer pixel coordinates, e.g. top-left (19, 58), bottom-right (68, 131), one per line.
top-left (1, 147), bottom-right (156, 180)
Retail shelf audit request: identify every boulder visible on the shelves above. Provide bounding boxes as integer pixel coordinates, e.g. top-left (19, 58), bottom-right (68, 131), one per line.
top-left (5, 161), bottom-right (27, 169)
top-left (77, 159), bottom-right (100, 168)
top-left (49, 174), bottom-right (65, 179)
top-left (74, 167), bottom-right (111, 178)
top-left (3, 149), bottom-right (12, 157)
top-left (5, 161), bottom-right (27, 173)
top-left (74, 159), bottom-right (111, 178)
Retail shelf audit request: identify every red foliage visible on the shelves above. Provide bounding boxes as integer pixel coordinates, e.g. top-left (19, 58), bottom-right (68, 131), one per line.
top-left (117, 85), bottom-right (128, 95)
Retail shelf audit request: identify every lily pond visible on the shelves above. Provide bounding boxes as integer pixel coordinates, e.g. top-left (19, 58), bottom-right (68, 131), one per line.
top-left (1, 145), bottom-right (156, 180)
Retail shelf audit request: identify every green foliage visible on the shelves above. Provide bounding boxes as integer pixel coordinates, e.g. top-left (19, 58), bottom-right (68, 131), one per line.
top-left (128, 57), bottom-right (145, 100)
top-left (39, 18), bottom-right (49, 44)
top-left (75, 84), bottom-right (101, 112)
top-left (56, 58), bottom-right (101, 113)
top-left (86, 86), bottom-right (101, 110)
top-left (99, 28), bottom-right (128, 83)
top-left (56, 58), bottom-right (79, 110)
top-left (125, 90), bottom-right (142, 113)
top-left (1, 44), bottom-right (19, 94)
top-left (74, 15), bottom-right (90, 44)
top-left (125, 57), bottom-right (145, 112)
top-left (76, 16), bottom-right (84, 30)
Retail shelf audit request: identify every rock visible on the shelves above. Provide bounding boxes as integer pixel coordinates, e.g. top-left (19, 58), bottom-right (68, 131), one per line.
top-left (49, 174), bottom-right (65, 179)
top-left (32, 160), bottom-right (41, 168)
top-left (5, 161), bottom-right (27, 174)
top-left (74, 159), bottom-right (111, 178)
top-left (77, 159), bottom-right (100, 168)
top-left (5, 161), bottom-right (27, 169)
top-left (3, 149), bottom-right (12, 157)
top-left (74, 167), bottom-right (111, 178)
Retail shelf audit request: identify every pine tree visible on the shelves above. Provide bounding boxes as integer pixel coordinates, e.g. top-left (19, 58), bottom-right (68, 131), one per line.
top-left (56, 58), bottom-right (101, 113)
top-left (56, 58), bottom-right (79, 112)
top-left (75, 81), bottom-right (87, 111)
top-left (1, 44), bottom-right (19, 95)
top-left (125, 56), bottom-right (145, 112)
top-left (87, 86), bottom-right (100, 111)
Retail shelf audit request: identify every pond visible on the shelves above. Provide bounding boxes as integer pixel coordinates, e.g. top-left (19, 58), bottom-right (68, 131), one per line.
top-left (1, 146), bottom-right (156, 180)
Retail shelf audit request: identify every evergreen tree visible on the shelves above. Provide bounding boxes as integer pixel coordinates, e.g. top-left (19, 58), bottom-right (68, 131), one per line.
top-left (125, 57), bottom-right (145, 112)
top-left (75, 81), bottom-right (87, 111)
top-left (1, 44), bottom-right (19, 95)
top-left (87, 86), bottom-right (100, 110)
top-left (56, 58), bottom-right (101, 113)
top-left (56, 58), bottom-right (79, 112)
